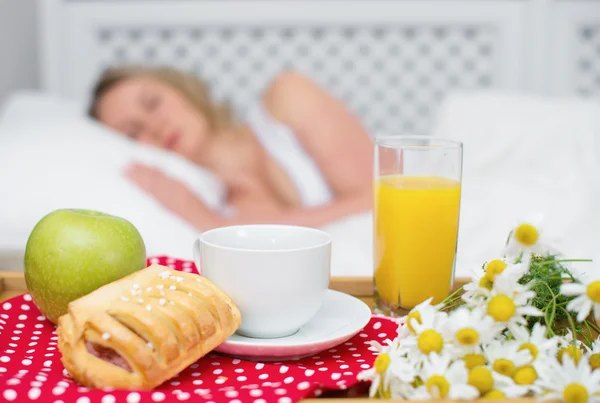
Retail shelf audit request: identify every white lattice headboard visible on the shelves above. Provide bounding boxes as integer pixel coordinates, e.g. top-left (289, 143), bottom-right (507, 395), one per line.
top-left (38, 0), bottom-right (600, 136)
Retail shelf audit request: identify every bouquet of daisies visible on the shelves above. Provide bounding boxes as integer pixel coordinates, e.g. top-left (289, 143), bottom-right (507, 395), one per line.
top-left (359, 217), bottom-right (600, 402)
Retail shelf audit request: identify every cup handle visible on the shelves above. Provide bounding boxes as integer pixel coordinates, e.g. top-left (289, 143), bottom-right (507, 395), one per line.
top-left (192, 238), bottom-right (202, 275)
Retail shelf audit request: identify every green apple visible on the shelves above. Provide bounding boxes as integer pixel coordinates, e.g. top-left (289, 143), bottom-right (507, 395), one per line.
top-left (24, 208), bottom-right (147, 324)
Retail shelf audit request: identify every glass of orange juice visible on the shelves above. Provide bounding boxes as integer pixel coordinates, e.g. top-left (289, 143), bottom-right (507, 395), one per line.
top-left (373, 135), bottom-right (463, 315)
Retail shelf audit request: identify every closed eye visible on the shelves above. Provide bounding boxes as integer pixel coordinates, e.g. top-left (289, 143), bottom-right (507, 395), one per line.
top-left (146, 95), bottom-right (161, 111)
top-left (125, 122), bottom-right (142, 139)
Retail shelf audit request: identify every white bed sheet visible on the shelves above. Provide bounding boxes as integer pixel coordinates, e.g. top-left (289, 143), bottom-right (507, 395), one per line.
top-left (433, 90), bottom-right (600, 278)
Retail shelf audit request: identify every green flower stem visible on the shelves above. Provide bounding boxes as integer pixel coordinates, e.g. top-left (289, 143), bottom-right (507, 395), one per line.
top-left (538, 259), bottom-right (593, 265)
top-left (582, 321), bottom-right (595, 345)
top-left (562, 307), bottom-right (579, 346)
top-left (441, 286), bottom-right (465, 305)
top-left (585, 319), bottom-right (600, 334)
top-left (540, 280), bottom-right (558, 336)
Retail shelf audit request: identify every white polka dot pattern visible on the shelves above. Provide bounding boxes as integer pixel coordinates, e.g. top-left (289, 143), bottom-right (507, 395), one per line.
top-left (0, 256), bottom-right (393, 403)
top-left (94, 26), bottom-right (497, 137)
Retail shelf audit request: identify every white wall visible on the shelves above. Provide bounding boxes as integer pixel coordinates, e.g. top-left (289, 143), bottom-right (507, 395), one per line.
top-left (0, 0), bottom-right (39, 104)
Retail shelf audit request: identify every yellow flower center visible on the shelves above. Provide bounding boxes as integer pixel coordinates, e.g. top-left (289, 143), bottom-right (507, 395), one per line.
top-left (586, 281), bottom-right (600, 303)
top-left (468, 366), bottom-right (494, 395)
top-left (418, 329), bottom-right (444, 354)
top-left (563, 383), bottom-right (589, 403)
top-left (558, 346), bottom-right (583, 364)
top-left (514, 223), bottom-right (539, 246)
top-left (456, 328), bottom-right (480, 346)
top-left (426, 375), bottom-right (450, 398)
top-left (485, 260), bottom-right (507, 281)
top-left (463, 353), bottom-right (487, 370)
top-left (513, 365), bottom-right (537, 385)
top-left (479, 276), bottom-right (493, 290)
top-left (493, 359), bottom-right (516, 377)
top-left (487, 295), bottom-right (517, 322)
top-left (519, 342), bottom-right (539, 361)
top-left (590, 353), bottom-right (600, 371)
top-left (483, 390), bottom-right (506, 400)
top-left (407, 311), bottom-right (422, 335)
top-left (374, 352), bottom-right (390, 374)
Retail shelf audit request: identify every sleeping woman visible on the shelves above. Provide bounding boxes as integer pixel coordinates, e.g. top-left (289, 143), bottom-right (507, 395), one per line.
top-left (88, 65), bottom-right (374, 230)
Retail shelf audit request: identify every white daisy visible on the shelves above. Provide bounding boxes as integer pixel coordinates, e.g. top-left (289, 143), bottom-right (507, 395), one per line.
top-left (481, 338), bottom-right (543, 397)
top-left (399, 307), bottom-right (454, 362)
top-left (444, 307), bottom-right (504, 353)
top-left (586, 339), bottom-right (600, 372)
top-left (508, 323), bottom-right (561, 395)
top-left (560, 272), bottom-right (600, 322)
top-left (483, 258), bottom-right (511, 281)
top-left (503, 214), bottom-right (557, 262)
top-left (509, 360), bottom-right (547, 396)
top-left (513, 322), bottom-right (560, 364)
top-left (537, 356), bottom-right (600, 403)
top-left (466, 363), bottom-right (524, 398)
top-left (389, 379), bottom-right (426, 400)
top-left (483, 339), bottom-right (532, 379)
top-left (556, 329), bottom-right (586, 365)
top-left (413, 353), bottom-right (479, 400)
top-left (461, 267), bottom-right (493, 306)
top-left (358, 341), bottom-right (416, 398)
top-left (399, 297), bottom-right (446, 336)
top-left (482, 263), bottom-right (543, 340)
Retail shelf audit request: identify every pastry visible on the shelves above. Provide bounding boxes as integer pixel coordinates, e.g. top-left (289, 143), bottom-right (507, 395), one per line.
top-left (57, 264), bottom-right (241, 390)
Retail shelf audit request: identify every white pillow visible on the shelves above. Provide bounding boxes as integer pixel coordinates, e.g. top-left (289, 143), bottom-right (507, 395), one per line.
top-left (432, 91), bottom-right (600, 276)
top-left (0, 91), bottom-right (227, 261)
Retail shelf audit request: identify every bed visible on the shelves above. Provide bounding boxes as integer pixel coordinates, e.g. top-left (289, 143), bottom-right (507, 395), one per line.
top-left (1, 0), bottom-right (600, 278)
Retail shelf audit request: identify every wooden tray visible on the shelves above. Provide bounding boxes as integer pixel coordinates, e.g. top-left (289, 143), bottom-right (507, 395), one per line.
top-left (2, 273), bottom-right (537, 403)
top-left (0, 271), bottom-right (26, 303)
top-left (0, 272), bottom-right (468, 313)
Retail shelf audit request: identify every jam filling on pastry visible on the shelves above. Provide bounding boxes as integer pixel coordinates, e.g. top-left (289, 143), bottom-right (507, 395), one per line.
top-left (85, 341), bottom-right (132, 372)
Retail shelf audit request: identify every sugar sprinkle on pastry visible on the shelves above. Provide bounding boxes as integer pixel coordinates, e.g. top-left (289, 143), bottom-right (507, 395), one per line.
top-left (121, 296), bottom-right (129, 302)
top-left (147, 342), bottom-right (154, 350)
top-left (132, 284), bottom-right (140, 290)
top-left (101, 333), bottom-right (111, 340)
top-left (156, 285), bottom-right (164, 290)
top-left (137, 299), bottom-right (144, 303)
top-left (146, 287), bottom-right (153, 292)
top-left (159, 271), bottom-right (170, 279)
top-left (145, 305), bottom-right (152, 311)
top-left (169, 285), bottom-right (176, 290)
top-left (159, 299), bottom-right (166, 306)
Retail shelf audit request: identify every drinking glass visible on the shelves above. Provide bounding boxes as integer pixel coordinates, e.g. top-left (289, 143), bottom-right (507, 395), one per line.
top-left (373, 135), bottom-right (463, 315)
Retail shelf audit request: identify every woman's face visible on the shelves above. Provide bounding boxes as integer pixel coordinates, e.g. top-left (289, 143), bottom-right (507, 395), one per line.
top-left (94, 76), bottom-right (211, 161)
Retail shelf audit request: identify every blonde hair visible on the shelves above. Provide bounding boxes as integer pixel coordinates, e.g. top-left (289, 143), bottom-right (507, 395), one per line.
top-left (88, 65), bottom-right (238, 131)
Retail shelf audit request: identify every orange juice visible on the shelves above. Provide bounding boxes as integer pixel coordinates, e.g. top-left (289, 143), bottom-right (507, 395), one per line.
top-left (374, 175), bottom-right (461, 309)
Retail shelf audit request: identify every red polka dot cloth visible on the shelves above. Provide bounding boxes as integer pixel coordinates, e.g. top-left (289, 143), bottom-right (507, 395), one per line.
top-left (0, 256), bottom-right (398, 403)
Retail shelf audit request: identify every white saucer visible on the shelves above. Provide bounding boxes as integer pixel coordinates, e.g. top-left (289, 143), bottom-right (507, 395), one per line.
top-left (215, 289), bottom-right (372, 361)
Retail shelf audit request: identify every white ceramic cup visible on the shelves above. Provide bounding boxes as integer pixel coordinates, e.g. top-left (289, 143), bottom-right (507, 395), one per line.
top-left (193, 224), bottom-right (332, 339)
